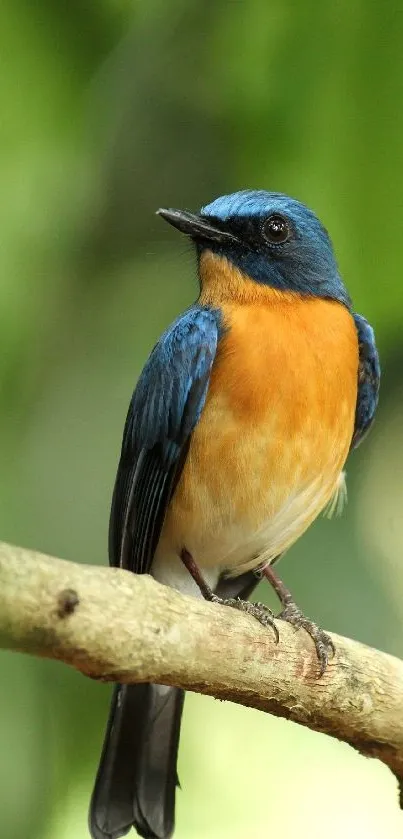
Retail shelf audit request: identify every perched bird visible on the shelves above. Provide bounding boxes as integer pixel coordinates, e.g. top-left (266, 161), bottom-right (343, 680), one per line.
top-left (89, 190), bottom-right (380, 839)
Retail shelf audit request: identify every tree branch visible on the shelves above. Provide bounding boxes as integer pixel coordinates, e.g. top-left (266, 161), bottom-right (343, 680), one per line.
top-left (1, 540), bottom-right (402, 802)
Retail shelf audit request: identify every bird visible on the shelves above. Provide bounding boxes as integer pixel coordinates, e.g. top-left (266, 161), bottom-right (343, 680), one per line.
top-left (89, 189), bottom-right (380, 839)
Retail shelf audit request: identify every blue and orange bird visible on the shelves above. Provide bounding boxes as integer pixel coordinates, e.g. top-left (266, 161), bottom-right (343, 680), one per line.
top-left (90, 190), bottom-right (380, 839)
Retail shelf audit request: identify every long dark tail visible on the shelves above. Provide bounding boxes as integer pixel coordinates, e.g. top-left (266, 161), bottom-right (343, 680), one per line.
top-left (89, 569), bottom-right (258, 839)
top-left (89, 683), bottom-right (184, 839)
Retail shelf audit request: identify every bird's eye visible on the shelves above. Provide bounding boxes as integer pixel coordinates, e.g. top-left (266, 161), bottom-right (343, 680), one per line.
top-left (262, 214), bottom-right (290, 245)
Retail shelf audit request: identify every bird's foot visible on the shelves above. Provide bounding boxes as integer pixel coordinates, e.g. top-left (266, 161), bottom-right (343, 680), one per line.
top-left (261, 563), bottom-right (335, 677)
top-left (278, 600), bottom-right (335, 677)
top-left (210, 595), bottom-right (279, 644)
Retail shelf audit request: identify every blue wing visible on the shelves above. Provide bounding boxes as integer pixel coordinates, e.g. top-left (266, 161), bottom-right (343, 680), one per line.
top-left (351, 313), bottom-right (380, 450)
top-left (109, 306), bottom-right (221, 575)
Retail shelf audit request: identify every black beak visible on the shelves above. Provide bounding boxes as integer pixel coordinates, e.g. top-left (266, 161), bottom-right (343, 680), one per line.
top-left (157, 207), bottom-right (238, 245)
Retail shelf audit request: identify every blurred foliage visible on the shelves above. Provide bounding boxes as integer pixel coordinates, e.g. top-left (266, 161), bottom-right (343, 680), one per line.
top-left (1, 1), bottom-right (403, 838)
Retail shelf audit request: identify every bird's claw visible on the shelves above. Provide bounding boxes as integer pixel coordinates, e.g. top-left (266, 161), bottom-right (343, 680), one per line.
top-left (278, 601), bottom-right (335, 677)
top-left (211, 595), bottom-right (279, 644)
top-left (211, 591), bottom-right (334, 675)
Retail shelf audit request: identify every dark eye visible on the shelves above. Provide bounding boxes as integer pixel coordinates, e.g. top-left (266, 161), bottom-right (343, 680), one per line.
top-left (262, 214), bottom-right (290, 245)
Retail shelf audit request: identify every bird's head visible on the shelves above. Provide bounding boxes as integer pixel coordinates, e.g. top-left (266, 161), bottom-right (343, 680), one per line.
top-left (157, 190), bottom-right (350, 307)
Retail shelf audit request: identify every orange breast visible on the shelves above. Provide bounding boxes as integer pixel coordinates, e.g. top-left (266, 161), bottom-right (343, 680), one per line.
top-left (158, 259), bottom-right (359, 577)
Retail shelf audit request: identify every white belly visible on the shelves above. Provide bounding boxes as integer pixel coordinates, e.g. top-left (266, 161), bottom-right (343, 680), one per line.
top-left (152, 471), bottom-right (346, 596)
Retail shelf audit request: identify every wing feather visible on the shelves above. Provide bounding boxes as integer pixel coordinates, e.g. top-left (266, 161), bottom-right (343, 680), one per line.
top-left (109, 307), bottom-right (221, 575)
top-left (351, 312), bottom-right (380, 450)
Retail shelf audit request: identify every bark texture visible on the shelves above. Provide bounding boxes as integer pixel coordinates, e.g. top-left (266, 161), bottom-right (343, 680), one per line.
top-left (0, 540), bottom-right (402, 801)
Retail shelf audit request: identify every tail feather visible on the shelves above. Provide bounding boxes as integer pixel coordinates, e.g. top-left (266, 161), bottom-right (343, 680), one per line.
top-left (89, 684), bottom-right (184, 839)
top-left (89, 568), bottom-right (258, 839)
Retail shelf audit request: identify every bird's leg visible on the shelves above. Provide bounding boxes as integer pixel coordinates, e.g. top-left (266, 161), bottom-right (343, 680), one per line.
top-left (180, 548), bottom-right (216, 600)
top-left (180, 549), bottom-right (279, 642)
top-left (261, 563), bottom-right (335, 676)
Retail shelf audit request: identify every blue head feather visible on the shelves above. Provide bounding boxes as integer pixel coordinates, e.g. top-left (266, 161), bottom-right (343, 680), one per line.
top-left (199, 190), bottom-right (350, 307)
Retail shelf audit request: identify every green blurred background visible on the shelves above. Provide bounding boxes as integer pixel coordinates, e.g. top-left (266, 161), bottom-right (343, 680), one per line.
top-left (1, 1), bottom-right (403, 837)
